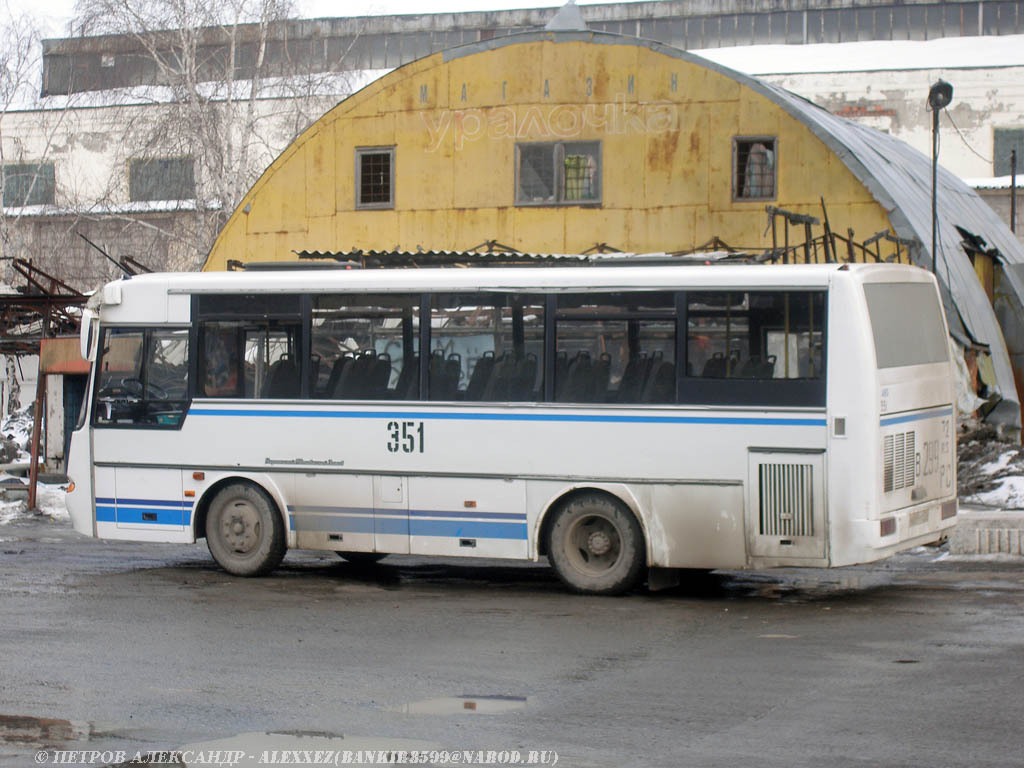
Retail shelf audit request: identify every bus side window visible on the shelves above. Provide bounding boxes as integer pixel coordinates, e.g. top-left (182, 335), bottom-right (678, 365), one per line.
top-left (201, 322), bottom-right (241, 397)
top-left (686, 291), bottom-right (825, 381)
top-left (430, 293), bottom-right (545, 402)
top-left (554, 292), bottom-right (676, 405)
top-left (245, 324), bottom-right (301, 399)
top-left (312, 295), bottom-right (420, 400)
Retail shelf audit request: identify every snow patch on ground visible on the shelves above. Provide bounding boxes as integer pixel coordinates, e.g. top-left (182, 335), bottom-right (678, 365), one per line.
top-left (0, 482), bottom-right (69, 525)
top-left (0, 406), bottom-right (68, 525)
top-left (981, 450), bottom-right (1017, 476)
top-left (969, 476), bottom-right (1024, 510)
top-left (959, 421), bottom-right (1024, 510)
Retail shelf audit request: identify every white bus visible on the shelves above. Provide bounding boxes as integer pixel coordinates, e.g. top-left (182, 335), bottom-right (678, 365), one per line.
top-left (66, 263), bottom-right (958, 594)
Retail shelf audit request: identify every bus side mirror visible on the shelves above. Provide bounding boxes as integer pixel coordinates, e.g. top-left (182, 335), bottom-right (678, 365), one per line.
top-left (80, 310), bottom-right (99, 362)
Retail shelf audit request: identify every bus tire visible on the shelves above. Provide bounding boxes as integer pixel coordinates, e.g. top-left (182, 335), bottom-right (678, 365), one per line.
top-left (336, 551), bottom-right (387, 565)
top-left (546, 493), bottom-right (645, 595)
top-left (205, 483), bottom-right (286, 577)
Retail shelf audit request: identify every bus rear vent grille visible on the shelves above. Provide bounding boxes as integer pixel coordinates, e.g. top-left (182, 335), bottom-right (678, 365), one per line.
top-left (883, 431), bottom-right (916, 493)
top-left (758, 462), bottom-right (814, 537)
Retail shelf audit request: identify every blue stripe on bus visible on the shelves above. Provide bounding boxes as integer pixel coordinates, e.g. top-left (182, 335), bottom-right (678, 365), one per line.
top-left (409, 509), bottom-right (526, 521)
top-left (410, 519), bottom-right (528, 540)
top-left (880, 406), bottom-right (954, 427)
top-left (95, 497), bottom-right (191, 525)
top-left (288, 508), bottom-right (527, 540)
top-left (375, 516), bottom-right (410, 536)
top-left (107, 498), bottom-right (189, 508)
top-left (290, 512), bottom-right (375, 534)
top-left (188, 407), bottom-right (826, 427)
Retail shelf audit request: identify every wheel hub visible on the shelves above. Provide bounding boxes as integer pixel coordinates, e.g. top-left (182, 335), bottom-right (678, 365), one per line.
top-left (222, 503), bottom-right (260, 554)
top-left (587, 530), bottom-right (612, 556)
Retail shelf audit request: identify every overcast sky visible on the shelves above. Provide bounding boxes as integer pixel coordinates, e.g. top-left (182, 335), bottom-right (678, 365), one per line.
top-left (8, 0), bottom-right (610, 38)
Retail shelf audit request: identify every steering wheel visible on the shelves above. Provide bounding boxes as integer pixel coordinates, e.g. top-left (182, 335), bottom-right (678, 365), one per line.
top-left (119, 377), bottom-right (169, 400)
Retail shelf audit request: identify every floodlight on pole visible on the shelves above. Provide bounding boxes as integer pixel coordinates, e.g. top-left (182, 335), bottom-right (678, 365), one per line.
top-left (929, 79), bottom-right (953, 274)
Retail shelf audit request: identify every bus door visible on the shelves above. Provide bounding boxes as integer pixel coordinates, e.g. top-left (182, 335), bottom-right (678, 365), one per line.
top-left (92, 327), bottom-right (191, 533)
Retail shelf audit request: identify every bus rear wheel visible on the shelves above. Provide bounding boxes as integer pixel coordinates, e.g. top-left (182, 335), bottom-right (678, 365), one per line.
top-left (547, 493), bottom-right (645, 595)
top-left (205, 483), bottom-right (286, 576)
top-left (335, 551), bottom-right (387, 565)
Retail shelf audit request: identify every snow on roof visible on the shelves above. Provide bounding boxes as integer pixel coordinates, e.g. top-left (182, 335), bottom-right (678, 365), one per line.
top-left (695, 34), bottom-right (1022, 76)
top-left (1, 199), bottom-right (222, 218)
top-left (964, 175), bottom-right (1024, 190)
top-left (8, 69), bottom-right (391, 112)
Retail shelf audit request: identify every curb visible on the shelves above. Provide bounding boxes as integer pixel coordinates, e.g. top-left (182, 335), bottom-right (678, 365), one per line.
top-left (949, 505), bottom-right (1024, 555)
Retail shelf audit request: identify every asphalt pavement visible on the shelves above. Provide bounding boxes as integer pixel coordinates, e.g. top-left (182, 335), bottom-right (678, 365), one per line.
top-left (1, 515), bottom-right (1023, 768)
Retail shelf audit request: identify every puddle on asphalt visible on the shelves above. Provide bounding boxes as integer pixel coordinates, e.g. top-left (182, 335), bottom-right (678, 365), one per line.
top-left (0, 714), bottom-right (90, 744)
top-left (390, 695), bottom-right (530, 715)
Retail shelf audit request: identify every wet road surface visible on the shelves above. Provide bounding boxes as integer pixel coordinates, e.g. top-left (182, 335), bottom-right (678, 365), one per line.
top-left (1, 515), bottom-right (1023, 767)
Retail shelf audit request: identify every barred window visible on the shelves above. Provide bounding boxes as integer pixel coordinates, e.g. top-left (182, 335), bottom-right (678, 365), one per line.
top-left (733, 137), bottom-right (776, 200)
top-left (356, 147), bottom-right (395, 209)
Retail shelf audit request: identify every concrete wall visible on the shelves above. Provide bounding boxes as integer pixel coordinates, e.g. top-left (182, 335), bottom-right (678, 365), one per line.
top-left (759, 65), bottom-right (1024, 181)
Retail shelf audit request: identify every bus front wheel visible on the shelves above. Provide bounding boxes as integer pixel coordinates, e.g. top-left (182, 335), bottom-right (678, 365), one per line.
top-left (205, 483), bottom-right (286, 577)
top-left (546, 493), bottom-right (645, 595)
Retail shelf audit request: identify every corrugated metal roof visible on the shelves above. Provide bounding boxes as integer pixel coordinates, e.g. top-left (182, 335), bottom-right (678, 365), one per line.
top-left (291, 249), bottom-right (753, 267)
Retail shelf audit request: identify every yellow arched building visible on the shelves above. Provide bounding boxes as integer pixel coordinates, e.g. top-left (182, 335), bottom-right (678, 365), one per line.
top-left (205, 31), bottom-right (893, 267)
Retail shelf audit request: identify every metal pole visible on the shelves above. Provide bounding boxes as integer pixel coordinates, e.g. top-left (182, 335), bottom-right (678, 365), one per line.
top-left (931, 106), bottom-right (939, 273)
top-left (27, 375), bottom-right (44, 512)
top-left (1012, 148), bottom-right (1017, 234)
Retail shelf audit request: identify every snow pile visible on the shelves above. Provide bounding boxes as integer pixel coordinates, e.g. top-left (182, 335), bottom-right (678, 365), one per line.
top-left (958, 421), bottom-right (1024, 509)
top-left (0, 406), bottom-right (69, 524)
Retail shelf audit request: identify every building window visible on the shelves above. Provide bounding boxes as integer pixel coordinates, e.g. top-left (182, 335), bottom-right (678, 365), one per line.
top-left (733, 137), bottom-right (776, 200)
top-left (355, 147), bottom-right (394, 209)
top-left (994, 128), bottom-right (1024, 176)
top-left (516, 141), bottom-right (601, 205)
top-left (129, 157), bottom-right (195, 202)
top-left (2, 163), bottom-right (55, 207)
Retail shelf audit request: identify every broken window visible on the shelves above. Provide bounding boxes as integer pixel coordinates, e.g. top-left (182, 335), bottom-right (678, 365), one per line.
top-left (516, 141), bottom-right (601, 206)
top-left (355, 147), bottom-right (394, 208)
top-left (129, 157), bottom-right (195, 202)
top-left (733, 137), bottom-right (776, 200)
top-left (2, 163), bottom-right (55, 207)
